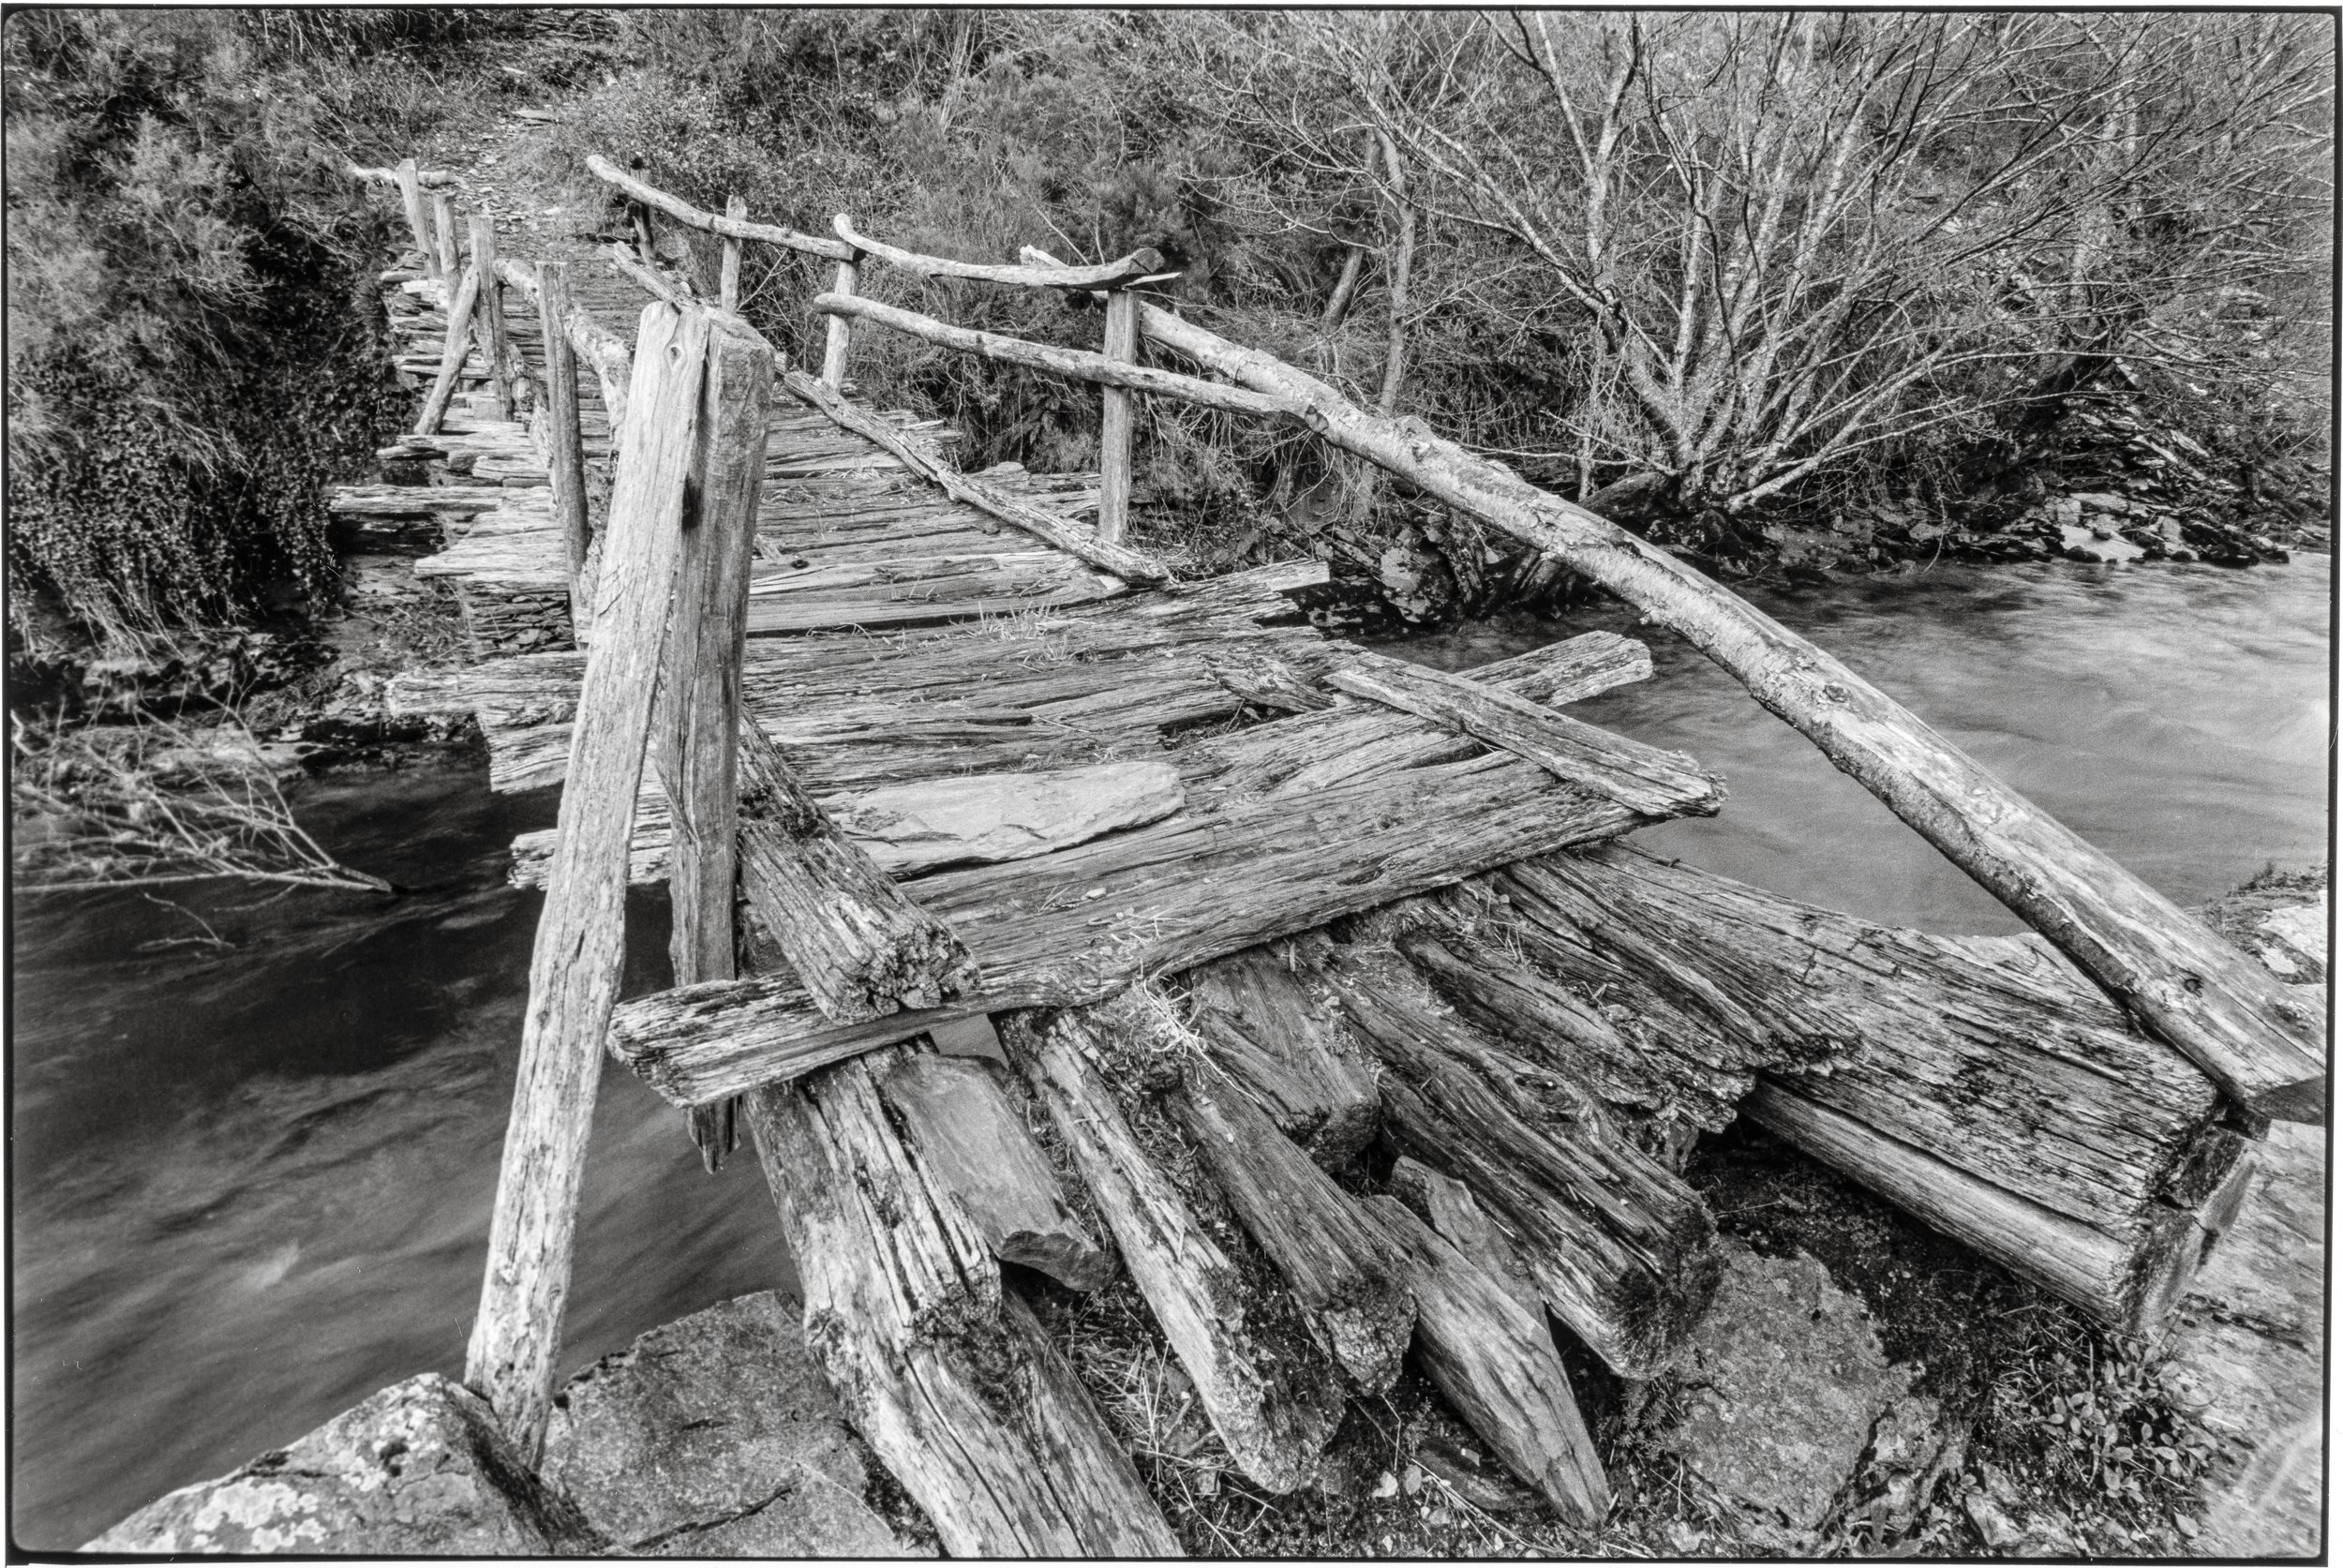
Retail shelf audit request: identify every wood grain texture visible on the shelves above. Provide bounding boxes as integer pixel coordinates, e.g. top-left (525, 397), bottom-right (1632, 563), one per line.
top-left (837, 215), bottom-right (1167, 289)
top-left (1172, 1068), bottom-right (1414, 1391)
top-left (1021, 1010), bottom-right (1346, 1492)
top-left (734, 717), bottom-right (978, 1020)
top-left (1366, 1196), bottom-right (1611, 1527)
top-left (744, 1056), bottom-right (1178, 1555)
top-left (531, 261), bottom-right (591, 623)
top-left (467, 215), bottom-right (511, 418)
top-left (873, 1051), bottom-right (1112, 1290)
top-left (1137, 299), bottom-right (2325, 1124)
top-left (393, 157), bottom-right (434, 276)
top-left (414, 264), bottom-right (482, 436)
top-left (585, 154), bottom-right (857, 261)
top-left (1181, 942), bottom-right (1380, 1169)
top-left (429, 190), bottom-right (459, 280)
top-left (497, 258), bottom-right (633, 436)
top-left (784, 370), bottom-right (1172, 584)
top-left (819, 258), bottom-right (858, 388)
top-left (719, 193), bottom-right (745, 312)
top-left (464, 302), bottom-right (709, 1460)
top-left (1097, 289), bottom-right (1138, 544)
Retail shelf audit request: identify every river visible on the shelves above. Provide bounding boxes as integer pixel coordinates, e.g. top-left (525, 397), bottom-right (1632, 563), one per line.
top-left (9, 554), bottom-right (2330, 1546)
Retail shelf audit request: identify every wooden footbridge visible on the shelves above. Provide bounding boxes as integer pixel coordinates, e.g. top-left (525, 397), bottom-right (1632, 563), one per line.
top-left (345, 153), bottom-right (2325, 1551)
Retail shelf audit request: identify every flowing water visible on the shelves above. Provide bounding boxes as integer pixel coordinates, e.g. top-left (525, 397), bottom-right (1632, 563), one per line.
top-left (9, 555), bottom-right (2330, 1546)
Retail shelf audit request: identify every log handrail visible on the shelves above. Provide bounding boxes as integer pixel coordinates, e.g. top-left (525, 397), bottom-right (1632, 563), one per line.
top-left (584, 153), bottom-right (856, 261)
top-left (497, 257), bottom-right (634, 435)
top-left (833, 215), bottom-right (1172, 291)
top-left (347, 160), bottom-right (457, 187)
top-left (811, 292), bottom-right (1301, 424)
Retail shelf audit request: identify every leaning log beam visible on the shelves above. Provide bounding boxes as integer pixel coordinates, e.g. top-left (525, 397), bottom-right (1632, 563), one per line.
top-left (1136, 302), bottom-right (2325, 1124)
top-left (743, 1053), bottom-right (1181, 1556)
top-left (1170, 1066), bottom-right (1415, 1392)
top-left (1017, 1009), bottom-right (1347, 1492)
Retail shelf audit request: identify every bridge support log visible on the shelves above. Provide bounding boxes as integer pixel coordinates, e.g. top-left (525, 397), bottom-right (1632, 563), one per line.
top-left (1135, 302), bottom-right (2325, 1125)
top-left (1019, 1008), bottom-right (1348, 1493)
top-left (744, 1054), bottom-right (1180, 1557)
top-left (1169, 1067), bottom-right (1416, 1393)
top-left (1181, 945), bottom-right (1380, 1169)
top-left (464, 303), bottom-right (710, 1460)
top-left (414, 263), bottom-right (482, 437)
top-left (1365, 1195), bottom-right (1611, 1529)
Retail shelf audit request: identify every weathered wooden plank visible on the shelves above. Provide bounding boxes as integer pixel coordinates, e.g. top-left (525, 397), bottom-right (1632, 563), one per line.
top-left (872, 1050), bottom-right (1112, 1290)
top-left (1172, 1067), bottom-right (1414, 1392)
top-left (784, 371), bottom-right (1171, 584)
top-left (1325, 648), bottom-right (1720, 817)
top-left (743, 1055), bottom-right (1179, 1555)
top-left (1365, 1195), bottom-right (1611, 1528)
top-left (1140, 301), bottom-right (2325, 1125)
top-left (609, 754), bottom-right (1667, 1107)
top-left (464, 302), bottom-right (709, 1461)
top-left (1018, 1008), bottom-right (1346, 1492)
top-left (829, 759), bottom-right (1185, 875)
top-left (735, 717), bottom-right (978, 1021)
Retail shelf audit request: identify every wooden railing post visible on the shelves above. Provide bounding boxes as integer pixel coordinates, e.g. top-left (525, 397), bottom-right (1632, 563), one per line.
top-left (720, 194), bottom-right (746, 313)
top-left (469, 214), bottom-right (514, 419)
top-left (394, 157), bottom-right (436, 277)
top-left (534, 261), bottom-right (592, 634)
top-left (1097, 287), bottom-right (1139, 544)
top-left (430, 188), bottom-right (460, 281)
top-left (657, 306), bottom-right (775, 1167)
top-left (464, 301), bottom-right (713, 1462)
top-left (821, 242), bottom-right (861, 390)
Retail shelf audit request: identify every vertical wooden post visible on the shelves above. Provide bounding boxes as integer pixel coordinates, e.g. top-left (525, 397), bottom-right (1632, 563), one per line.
top-left (720, 194), bottom-right (746, 314)
top-left (657, 309), bottom-right (774, 1169)
top-left (1097, 288), bottom-right (1139, 544)
top-left (464, 302), bottom-right (713, 1463)
top-left (632, 201), bottom-right (658, 268)
top-left (820, 249), bottom-right (861, 390)
top-left (430, 189), bottom-right (460, 281)
top-left (535, 261), bottom-right (592, 634)
top-left (469, 214), bottom-right (513, 419)
top-left (394, 157), bottom-right (436, 276)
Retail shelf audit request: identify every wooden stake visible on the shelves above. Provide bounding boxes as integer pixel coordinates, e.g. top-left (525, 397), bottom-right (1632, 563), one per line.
top-left (820, 252), bottom-right (859, 389)
top-left (464, 302), bottom-right (711, 1463)
top-left (532, 261), bottom-right (592, 631)
top-left (430, 189), bottom-right (459, 281)
top-left (719, 193), bottom-right (745, 313)
top-left (654, 312), bottom-right (774, 1171)
top-left (413, 263), bottom-right (482, 436)
top-left (1097, 288), bottom-right (1139, 544)
top-left (631, 200), bottom-right (657, 267)
top-left (394, 157), bottom-right (435, 276)
top-left (468, 214), bottom-right (512, 419)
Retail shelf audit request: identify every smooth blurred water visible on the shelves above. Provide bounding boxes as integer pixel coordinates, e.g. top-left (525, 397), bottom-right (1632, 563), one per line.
top-left (1382, 554), bottom-right (2333, 932)
top-left (8, 555), bottom-right (2330, 1547)
top-left (9, 761), bottom-right (793, 1549)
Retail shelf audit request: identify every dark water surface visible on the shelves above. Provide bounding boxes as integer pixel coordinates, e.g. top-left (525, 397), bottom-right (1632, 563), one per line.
top-left (10, 555), bottom-right (2331, 1546)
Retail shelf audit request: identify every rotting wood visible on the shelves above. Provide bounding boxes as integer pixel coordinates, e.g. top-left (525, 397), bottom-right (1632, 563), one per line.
top-left (609, 753), bottom-right (1676, 1108)
top-left (734, 716), bottom-right (979, 1021)
top-left (1325, 647), bottom-right (1721, 817)
top-left (783, 370), bottom-right (1172, 584)
top-left (829, 759), bottom-right (1186, 876)
top-left (812, 294), bottom-right (1302, 425)
top-left (1097, 289), bottom-right (1139, 544)
top-left (1017, 1008), bottom-right (1346, 1492)
top-left (1136, 301), bottom-right (2325, 1125)
top-left (872, 1049), bottom-right (1112, 1290)
top-left (414, 263), bottom-right (483, 436)
top-left (1179, 941), bottom-right (1380, 1170)
top-left (655, 312), bottom-right (773, 1171)
top-left (1365, 1195), bottom-right (1611, 1528)
top-left (1387, 1156), bottom-right (1546, 1317)
top-left (585, 154), bottom-right (857, 261)
top-left (464, 302), bottom-right (710, 1461)
top-left (531, 261), bottom-right (592, 627)
top-left (1325, 948), bottom-right (1721, 1380)
top-left (743, 1057), bottom-right (1180, 1556)
top-left (1171, 1066), bottom-right (1415, 1392)
top-left (837, 215), bottom-right (1169, 291)
top-left (1496, 846), bottom-right (2246, 1244)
